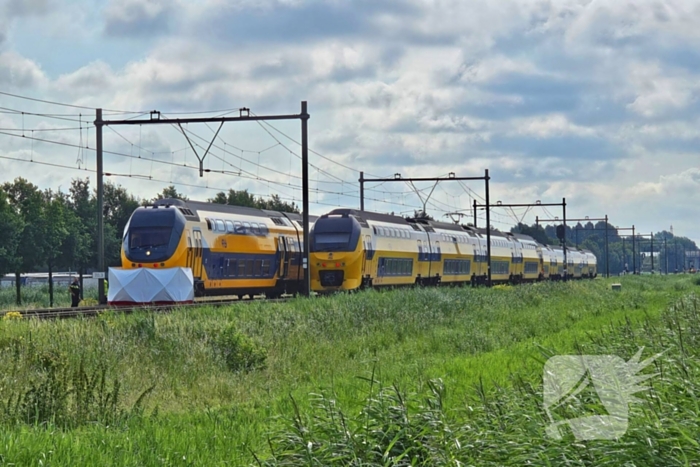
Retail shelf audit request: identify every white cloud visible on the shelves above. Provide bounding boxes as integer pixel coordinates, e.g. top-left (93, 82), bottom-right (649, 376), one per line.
top-left (1, 0), bottom-right (700, 242)
top-left (0, 51), bottom-right (47, 88)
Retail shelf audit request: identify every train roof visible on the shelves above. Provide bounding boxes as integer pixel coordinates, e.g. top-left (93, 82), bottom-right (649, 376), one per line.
top-left (326, 208), bottom-right (413, 225)
top-left (152, 198), bottom-right (317, 223)
top-left (510, 233), bottom-right (538, 242)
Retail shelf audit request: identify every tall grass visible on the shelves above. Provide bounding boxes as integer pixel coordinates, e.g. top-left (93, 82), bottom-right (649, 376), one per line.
top-left (0, 284), bottom-right (99, 310)
top-left (260, 287), bottom-right (700, 465)
top-left (0, 275), bottom-right (695, 465)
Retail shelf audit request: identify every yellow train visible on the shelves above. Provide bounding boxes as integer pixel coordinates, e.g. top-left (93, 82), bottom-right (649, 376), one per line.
top-left (310, 209), bottom-right (597, 292)
top-left (121, 198), bottom-right (317, 298)
top-left (121, 202), bottom-right (597, 298)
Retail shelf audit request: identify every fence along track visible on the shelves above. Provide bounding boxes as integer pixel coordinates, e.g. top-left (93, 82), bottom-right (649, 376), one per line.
top-left (1, 296), bottom-right (290, 320)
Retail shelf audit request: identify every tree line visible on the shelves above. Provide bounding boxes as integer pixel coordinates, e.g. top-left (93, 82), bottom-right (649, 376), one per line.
top-left (2, 175), bottom-right (696, 305)
top-left (0, 177), bottom-right (298, 305)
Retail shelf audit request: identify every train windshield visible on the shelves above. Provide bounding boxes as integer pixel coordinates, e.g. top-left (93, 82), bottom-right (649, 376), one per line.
top-left (311, 216), bottom-right (360, 252)
top-left (313, 233), bottom-right (352, 251)
top-left (129, 227), bottom-right (172, 249)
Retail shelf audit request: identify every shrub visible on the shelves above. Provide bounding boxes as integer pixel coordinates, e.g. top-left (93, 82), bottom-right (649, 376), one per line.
top-left (215, 324), bottom-right (267, 372)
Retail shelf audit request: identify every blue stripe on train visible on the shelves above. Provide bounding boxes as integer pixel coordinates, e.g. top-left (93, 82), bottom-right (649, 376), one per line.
top-left (201, 250), bottom-right (279, 280)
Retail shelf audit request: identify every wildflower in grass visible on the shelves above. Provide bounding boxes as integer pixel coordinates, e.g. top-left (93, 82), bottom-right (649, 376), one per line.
top-left (79, 298), bottom-right (99, 307)
top-left (3, 311), bottom-right (22, 320)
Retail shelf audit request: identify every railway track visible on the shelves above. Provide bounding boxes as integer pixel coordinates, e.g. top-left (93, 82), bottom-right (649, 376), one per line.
top-left (1, 295), bottom-right (288, 320)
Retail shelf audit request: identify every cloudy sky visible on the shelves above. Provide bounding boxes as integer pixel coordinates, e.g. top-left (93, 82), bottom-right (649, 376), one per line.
top-left (1, 0), bottom-right (699, 241)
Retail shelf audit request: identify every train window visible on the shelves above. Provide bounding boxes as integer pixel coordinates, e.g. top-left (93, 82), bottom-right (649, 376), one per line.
top-left (373, 226), bottom-right (377, 234)
top-left (253, 259), bottom-right (262, 276)
top-left (228, 259), bottom-right (237, 277)
top-left (238, 261), bottom-right (246, 277)
top-left (225, 220), bottom-right (234, 233)
top-left (206, 218), bottom-right (213, 230)
top-left (259, 224), bottom-right (269, 235)
top-left (243, 222), bottom-right (251, 234)
top-left (246, 260), bottom-right (254, 276)
top-left (234, 221), bottom-right (243, 233)
top-left (251, 223), bottom-right (261, 235)
top-left (216, 219), bottom-right (225, 232)
top-left (262, 259), bottom-right (271, 276)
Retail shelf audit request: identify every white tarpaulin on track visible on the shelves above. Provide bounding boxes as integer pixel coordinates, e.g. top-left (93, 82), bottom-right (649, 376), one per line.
top-left (108, 267), bottom-right (194, 305)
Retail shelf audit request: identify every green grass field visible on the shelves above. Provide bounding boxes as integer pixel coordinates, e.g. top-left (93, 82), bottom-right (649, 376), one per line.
top-left (0, 284), bottom-right (99, 310)
top-left (0, 276), bottom-right (698, 465)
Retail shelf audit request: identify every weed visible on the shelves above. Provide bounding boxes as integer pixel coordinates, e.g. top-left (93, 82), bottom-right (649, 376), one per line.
top-left (214, 323), bottom-right (267, 372)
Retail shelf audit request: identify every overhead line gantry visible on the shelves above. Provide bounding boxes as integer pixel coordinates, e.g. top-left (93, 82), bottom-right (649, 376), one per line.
top-left (94, 103), bottom-right (311, 304)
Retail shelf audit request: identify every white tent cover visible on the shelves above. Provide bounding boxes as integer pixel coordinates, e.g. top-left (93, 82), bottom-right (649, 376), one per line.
top-left (108, 267), bottom-right (194, 305)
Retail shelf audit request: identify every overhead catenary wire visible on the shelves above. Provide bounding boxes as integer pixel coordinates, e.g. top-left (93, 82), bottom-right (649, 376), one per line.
top-left (1, 100), bottom-right (500, 220)
top-left (0, 129), bottom-right (421, 209)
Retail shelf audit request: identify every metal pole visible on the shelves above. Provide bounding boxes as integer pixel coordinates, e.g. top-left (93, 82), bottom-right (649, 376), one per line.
top-left (95, 108), bottom-right (105, 305)
top-left (301, 101), bottom-right (310, 297)
top-left (622, 236), bottom-right (626, 274)
top-left (632, 226), bottom-right (636, 274)
top-left (485, 169), bottom-right (492, 286)
top-left (562, 198), bottom-right (567, 281)
top-left (651, 232), bottom-right (654, 273)
top-left (359, 171), bottom-right (364, 211)
top-left (664, 236), bottom-right (667, 274)
top-left (473, 198), bottom-right (477, 228)
top-left (604, 215), bottom-right (609, 278)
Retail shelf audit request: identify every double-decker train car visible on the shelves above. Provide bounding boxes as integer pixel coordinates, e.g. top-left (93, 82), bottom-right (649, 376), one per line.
top-left (121, 198), bottom-right (317, 298)
top-left (310, 208), bottom-right (598, 293)
top-left (121, 202), bottom-right (598, 299)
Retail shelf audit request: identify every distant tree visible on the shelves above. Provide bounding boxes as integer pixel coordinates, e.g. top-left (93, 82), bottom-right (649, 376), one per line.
top-left (209, 189), bottom-right (300, 213)
top-left (209, 189), bottom-right (257, 208)
top-left (2, 178), bottom-right (46, 305)
top-left (209, 192), bottom-right (229, 205)
top-left (410, 210), bottom-right (434, 220)
top-left (511, 222), bottom-right (553, 245)
top-left (42, 189), bottom-right (71, 307)
top-left (0, 187), bottom-right (24, 280)
top-left (256, 194), bottom-right (300, 214)
top-left (103, 182), bottom-right (140, 265)
top-left (153, 185), bottom-right (189, 202)
top-left (68, 178), bottom-right (97, 289)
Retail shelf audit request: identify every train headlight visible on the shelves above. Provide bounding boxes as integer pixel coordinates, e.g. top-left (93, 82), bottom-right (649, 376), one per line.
top-left (146, 250), bottom-right (151, 256)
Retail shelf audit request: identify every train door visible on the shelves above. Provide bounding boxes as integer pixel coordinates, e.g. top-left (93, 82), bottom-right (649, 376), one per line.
top-left (277, 236), bottom-right (288, 279)
top-left (193, 229), bottom-right (203, 278)
top-left (363, 234), bottom-right (374, 276)
top-left (288, 237), bottom-right (299, 279)
top-left (186, 231), bottom-right (194, 271)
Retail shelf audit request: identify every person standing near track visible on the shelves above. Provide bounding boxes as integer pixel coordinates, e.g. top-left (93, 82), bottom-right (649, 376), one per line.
top-left (69, 277), bottom-right (81, 307)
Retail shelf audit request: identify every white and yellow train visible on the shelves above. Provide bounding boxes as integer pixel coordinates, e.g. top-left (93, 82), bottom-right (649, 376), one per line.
top-left (121, 198), bottom-right (316, 298)
top-left (309, 209), bottom-right (597, 292)
top-left (120, 201), bottom-right (597, 297)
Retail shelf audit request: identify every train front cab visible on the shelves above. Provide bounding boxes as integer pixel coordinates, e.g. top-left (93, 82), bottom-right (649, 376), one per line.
top-left (121, 205), bottom-right (189, 270)
top-left (310, 212), bottom-right (364, 292)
